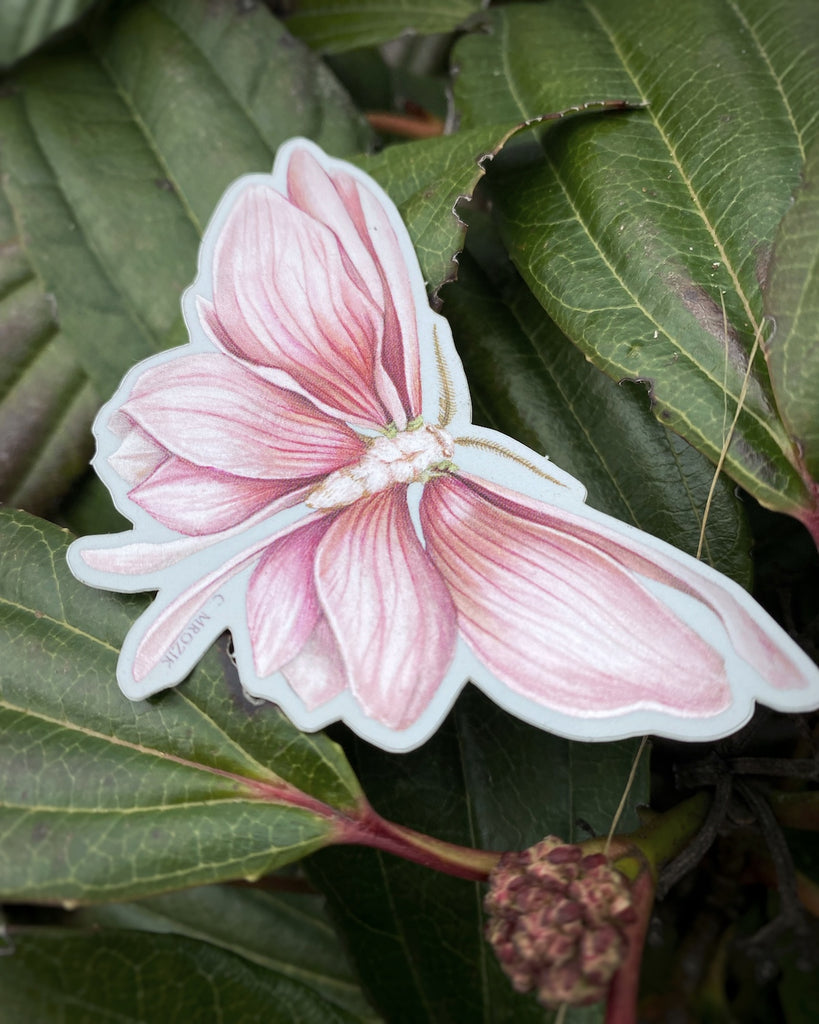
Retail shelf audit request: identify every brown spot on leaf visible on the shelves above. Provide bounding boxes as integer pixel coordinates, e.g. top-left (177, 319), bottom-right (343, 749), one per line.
top-left (755, 241), bottom-right (773, 291)
top-left (664, 268), bottom-right (748, 373)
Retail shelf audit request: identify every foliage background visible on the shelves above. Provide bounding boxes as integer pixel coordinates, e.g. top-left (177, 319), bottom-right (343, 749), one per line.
top-left (0, 0), bottom-right (818, 1020)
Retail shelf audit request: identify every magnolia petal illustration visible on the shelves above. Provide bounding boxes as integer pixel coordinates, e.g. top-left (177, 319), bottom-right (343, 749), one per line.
top-left (455, 473), bottom-right (817, 699)
top-left (285, 147), bottom-right (419, 426)
top-left (78, 484), bottom-right (315, 581)
top-left (128, 539), bottom-right (266, 689)
top-left (106, 415), bottom-right (165, 486)
top-left (130, 460), bottom-right (301, 536)
top-left (420, 474), bottom-right (730, 717)
top-left (247, 516), bottom-right (332, 678)
top-left (206, 184), bottom-right (394, 429)
top-left (281, 616), bottom-right (348, 711)
top-left (315, 488), bottom-right (458, 730)
top-left (124, 353), bottom-right (366, 479)
top-left (66, 136), bottom-right (819, 752)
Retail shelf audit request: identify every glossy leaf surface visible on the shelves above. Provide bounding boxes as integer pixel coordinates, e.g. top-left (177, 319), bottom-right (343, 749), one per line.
top-left (286, 0), bottom-right (483, 53)
top-left (443, 244), bottom-right (752, 585)
top-left (0, 928), bottom-right (372, 1023)
top-left (72, 884), bottom-right (379, 1020)
top-left (0, 509), bottom-right (363, 903)
top-left (452, 0), bottom-right (819, 526)
top-left (0, 0), bottom-right (96, 66)
top-left (764, 137), bottom-right (819, 484)
top-left (0, 0), bottom-right (369, 401)
top-left (0, 183), bottom-right (97, 512)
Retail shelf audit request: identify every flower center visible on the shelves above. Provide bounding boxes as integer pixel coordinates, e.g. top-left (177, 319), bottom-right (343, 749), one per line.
top-left (306, 421), bottom-right (455, 510)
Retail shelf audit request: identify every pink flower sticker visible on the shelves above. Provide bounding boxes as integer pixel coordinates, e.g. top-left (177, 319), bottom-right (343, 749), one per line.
top-left (68, 138), bottom-right (819, 752)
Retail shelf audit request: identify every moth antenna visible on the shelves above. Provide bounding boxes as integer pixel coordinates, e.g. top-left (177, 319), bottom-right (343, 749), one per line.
top-left (433, 325), bottom-right (458, 427)
top-left (454, 435), bottom-right (568, 488)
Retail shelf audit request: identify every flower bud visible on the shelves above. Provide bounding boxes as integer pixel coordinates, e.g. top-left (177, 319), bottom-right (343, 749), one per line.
top-left (484, 836), bottom-right (637, 1009)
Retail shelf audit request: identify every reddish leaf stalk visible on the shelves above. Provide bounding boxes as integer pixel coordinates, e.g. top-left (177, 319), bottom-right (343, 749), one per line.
top-left (601, 793), bottom-right (712, 1022)
top-left (336, 804), bottom-right (502, 880)
top-left (244, 778), bottom-right (501, 879)
top-left (365, 111), bottom-right (445, 138)
top-left (604, 865), bottom-right (655, 1024)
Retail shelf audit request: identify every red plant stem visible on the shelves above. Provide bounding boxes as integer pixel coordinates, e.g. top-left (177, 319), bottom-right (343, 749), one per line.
top-left (336, 803), bottom-right (503, 880)
top-left (605, 865), bottom-right (655, 1024)
top-left (242, 777), bottom-right (501, 879)
top-left (365, 111), bottom-right (445, 138)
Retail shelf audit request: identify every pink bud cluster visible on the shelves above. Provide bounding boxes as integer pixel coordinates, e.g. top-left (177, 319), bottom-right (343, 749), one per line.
top-left (484, 836), bottom-right (637, 1009)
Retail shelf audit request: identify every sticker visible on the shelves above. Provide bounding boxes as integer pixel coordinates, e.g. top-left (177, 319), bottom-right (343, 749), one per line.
top-left (68, 138), bottom-right (819, 752)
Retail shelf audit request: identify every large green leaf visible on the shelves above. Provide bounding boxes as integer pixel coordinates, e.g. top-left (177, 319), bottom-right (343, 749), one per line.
top-left (72, 884), bottom-right (380, 1020)
top-left (285, 0), bottom-right (484, 53)
top-left (360, 125), bottom-right (524, 296)
top-left (0, 0), bottom-right (369, 401)
top-left (0, 180), bottom-right (98, 512)
top-left (0, 0), bottom-right (97, 67)
top-left (442, 240), bottom-right (752, 584)
top-left (452, 0), bottom-right (819, 527)
top-left (0, 928), bottom-right (370, 1023)
top-left (764, 136), bottom-right (819, 486)
top-left (360, 106), bottom-right (634, 298)
top-left (0, 509), bottom-right (364, 903)
top-left (308, 688), bottom-right (647, 1024)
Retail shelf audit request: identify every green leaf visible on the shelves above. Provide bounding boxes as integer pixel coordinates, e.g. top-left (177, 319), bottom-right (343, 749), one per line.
top-left (0, 0), bottom-right (370, 401)
top-left (0, 508), bottom-right (364, 903)
top-left (0, 927), bottom-right (371, 1023)
top-left (285, 0), bottom-right (484, 54)
top-left (764, 136), bottom-right (819, 484)
top-left (0, 179), bottom-right (99, 512)
top-left (308, 688), bottom-right (647, 1023)
top-left (359, 126), bottom-right (521, 296)
top-left (72, 884), bottom-right (380, 1020)
top-left (359, 108), bottom-right (633, 298)
top-left (452, 0), bottom-right (819, 523)
top-left (0, 0), bottom-right (97, 67)
top-left (442, 241), bottom-right (752, 585)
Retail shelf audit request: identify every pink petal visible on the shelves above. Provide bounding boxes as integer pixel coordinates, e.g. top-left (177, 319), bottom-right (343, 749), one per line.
top-left (286, 147), bottom-right (421, 422)
top-left (420, 474), bottom-right (731, 717)
top-left (79, 483), bottom-right (314, 577)
top-left (124, 353), bottom-right (365, 479)
top-left (129, 456), bottom-right (304, 535)
top-left (314, 489), bottom-right (457, 730)
top-left (282, 616), bottom-right (348, 710)
top-left (107, 418), bottom-right (165, 487)
top-left (328, 168), bottom-right (422, 420)
top-left (130, 511), bottom-right (330, 684)
top-left (208, 184), bottom-right (395, 429)
top-left (456, 473), bottom-right (817, 696)
top-left (246, 516), bottom-right (332, 677)
top-left (132, 534), bottom-right (274, 684)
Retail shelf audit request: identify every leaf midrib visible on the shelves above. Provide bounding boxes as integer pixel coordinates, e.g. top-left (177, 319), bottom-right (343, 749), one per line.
top-left (0, 693), bottom-right (290, 793)
top-left (585, 0), bottom-right (764, 344)
top-left (727, 0), bottom-right (806, 162)
top-left (497, 1), bottom-right (796, 477)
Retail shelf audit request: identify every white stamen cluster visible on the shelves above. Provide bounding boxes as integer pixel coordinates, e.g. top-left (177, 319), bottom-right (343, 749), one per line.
top-left (307, 422), bottom-right (454, 510)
